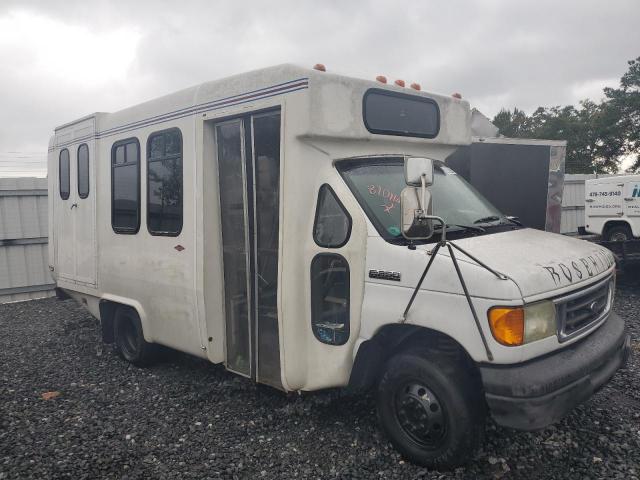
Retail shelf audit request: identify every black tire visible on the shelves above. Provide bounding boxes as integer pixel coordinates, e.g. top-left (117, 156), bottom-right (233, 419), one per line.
top-left (605, 224), bottom-right (632, 242)
top-left (113, 306), bottom-right (159, 367)
top-left (376, 350), bottom-right (485, 469)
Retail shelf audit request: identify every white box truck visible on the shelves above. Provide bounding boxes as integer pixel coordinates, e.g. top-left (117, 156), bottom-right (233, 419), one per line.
top-left (48, 64), bottom-right (630, 468)
top-left (585, 175), bottom-right (640, 241)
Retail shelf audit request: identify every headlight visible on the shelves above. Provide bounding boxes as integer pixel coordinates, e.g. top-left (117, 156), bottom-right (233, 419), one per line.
top-left (523, 301), bottom-right (557, 343)
top-left (488, 300), bottom-right (557, 346)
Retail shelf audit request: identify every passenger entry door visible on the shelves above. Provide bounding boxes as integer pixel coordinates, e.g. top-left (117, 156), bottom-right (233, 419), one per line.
top-left (214, 110), bottom-right (282, 388)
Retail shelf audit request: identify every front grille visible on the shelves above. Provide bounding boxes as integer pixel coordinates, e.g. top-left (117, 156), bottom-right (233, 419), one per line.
top-left (554, 276), bottom-right (614, 342)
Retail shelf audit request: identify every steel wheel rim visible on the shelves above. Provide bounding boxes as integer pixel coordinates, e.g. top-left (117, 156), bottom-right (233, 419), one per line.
top-left (611, 232), bottom-right (628, 242)
top-left (394, 381), bottom-right (447, 449)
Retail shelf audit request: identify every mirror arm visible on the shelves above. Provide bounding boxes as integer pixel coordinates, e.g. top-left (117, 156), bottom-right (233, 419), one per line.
top-left (419, 215), bottom-right (446, 244)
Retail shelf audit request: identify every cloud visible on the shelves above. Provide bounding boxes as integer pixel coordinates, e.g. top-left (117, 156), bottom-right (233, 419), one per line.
top-left (0, 0), bottom-right (639, 176)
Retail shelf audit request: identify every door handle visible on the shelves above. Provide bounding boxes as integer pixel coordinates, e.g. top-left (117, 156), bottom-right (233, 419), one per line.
top-left (624, 197), bottom-right (634, 201)
top-left (71, 203), bottom-right (78, 210)
top-left (585, 199), bottom-right (595, 203)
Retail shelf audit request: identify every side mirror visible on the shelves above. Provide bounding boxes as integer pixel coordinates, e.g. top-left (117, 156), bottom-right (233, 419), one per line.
top-left (401, 187), bottom-right (434, 240)
top-left (404, 157), bottom-right (434, 186)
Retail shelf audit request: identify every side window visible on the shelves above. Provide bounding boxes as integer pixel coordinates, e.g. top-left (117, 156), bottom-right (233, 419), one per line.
top-left (59, 149), bottom-right (70, 200)
top-left (77, 144), bottom-right (90, 199)
top-left (111, 138), bottom-right (140, 234)
top-left (311, 254), bottom-right (350, 345)
top-left (147, 128), bottom-right (183, 235)
top-left (313, 184), bottom-right (351, 248)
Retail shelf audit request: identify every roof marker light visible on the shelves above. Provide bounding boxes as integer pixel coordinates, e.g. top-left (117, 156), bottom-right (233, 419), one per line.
top-left (410, 83), bottom-right (421, 91)
top-left (394, 79), bottom-right (406, 87)
top-left (376, 75), bottom-right (388, 84)
top-left (313, 64), bottom-right (326, 72)
top-left (452, 92), bottom-right (462, 99)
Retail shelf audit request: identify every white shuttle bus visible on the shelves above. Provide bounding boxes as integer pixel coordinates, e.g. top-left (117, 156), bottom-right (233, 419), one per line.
top-left (49, 64), bottom-right (630, 468)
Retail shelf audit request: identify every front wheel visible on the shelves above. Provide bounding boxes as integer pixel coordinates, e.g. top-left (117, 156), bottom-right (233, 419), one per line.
top-left (376, 350), bottom-right (485, 469)
top-left (605, 224), bottom-right (632, 242)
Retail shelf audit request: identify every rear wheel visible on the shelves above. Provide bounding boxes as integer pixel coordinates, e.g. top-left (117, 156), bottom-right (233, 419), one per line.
top-left (376, 350), bottom-right (485, 469)
top-left (113, 306), bottom-right (158, 366)
top-left (605, 224), bottom-right (632, 242)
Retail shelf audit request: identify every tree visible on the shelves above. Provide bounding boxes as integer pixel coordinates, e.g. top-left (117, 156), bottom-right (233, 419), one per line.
top-left (492, 108), bottom-right (531, 138)
top-left (492, 56), bottom-right (640, 174)
top-left (604, 57), bottom-right (640, 172)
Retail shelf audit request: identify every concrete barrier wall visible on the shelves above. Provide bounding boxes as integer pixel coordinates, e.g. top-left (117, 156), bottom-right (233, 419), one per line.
top-left (0, 177), bottom-right (54, 303)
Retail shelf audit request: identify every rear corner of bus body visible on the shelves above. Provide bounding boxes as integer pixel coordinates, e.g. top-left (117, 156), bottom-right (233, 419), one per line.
top-left (47, 134), bottom-right (62, 285)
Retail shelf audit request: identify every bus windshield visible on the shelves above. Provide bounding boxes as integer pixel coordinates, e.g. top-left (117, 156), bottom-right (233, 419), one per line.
top-left (337, 156), bottom-right (509, 242)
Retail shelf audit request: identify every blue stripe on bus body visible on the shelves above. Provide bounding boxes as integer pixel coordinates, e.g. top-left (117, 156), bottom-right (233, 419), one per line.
top-left (98, 78), bottom-right (308, 136)
top-left (97, 80), bottom-right (308, 138)
top-left (50, 79), bottom-right (308, 150)
top-left (98, 85), bottom-right (308, 140)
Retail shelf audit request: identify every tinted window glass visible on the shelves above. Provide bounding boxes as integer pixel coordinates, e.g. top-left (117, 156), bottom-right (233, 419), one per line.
top-left (77, 144), bottom-right (89, 199)
top-left (147, 128), bottom-right (183, 235)
top-left (59, 149), bottom-right (70, 200)
top-left (115, 145), bottom-right (125, 164)
top-left (311, 254), bottom-right (350, 345)
top-left (363, 89), bottom-right (439, 138)
top-left (216, 120), bottom-right (250, 374)
top-left (253, 111), bottom-right (282, 386)
top-left (126, 142), bottom-right (138, 163)
top-left (313, 185), bottom-right (351, 248)
top-left (111, 139), bottom-right (140, 233)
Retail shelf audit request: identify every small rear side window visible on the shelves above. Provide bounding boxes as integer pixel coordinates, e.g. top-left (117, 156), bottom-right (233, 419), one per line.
top-left (363, 88), bottom-right (440, 138)
top-left (59, 149), bottom-right (70, 200)
top-left (77, 143), bottom-right (89, 199)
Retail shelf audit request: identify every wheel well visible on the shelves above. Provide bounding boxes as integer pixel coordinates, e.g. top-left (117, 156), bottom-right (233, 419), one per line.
top-left (348, 324), bottom-right (479, 392)
top-left (603, 220), bottom-right (631, 236)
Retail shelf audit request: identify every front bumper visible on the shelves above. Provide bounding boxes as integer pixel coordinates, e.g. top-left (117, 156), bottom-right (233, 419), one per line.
top-left (479, 312), bottom-right (630, 430)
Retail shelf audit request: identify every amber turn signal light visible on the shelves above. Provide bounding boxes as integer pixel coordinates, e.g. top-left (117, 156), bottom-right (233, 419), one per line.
top-left (488, 307), bottom-right (524, 346)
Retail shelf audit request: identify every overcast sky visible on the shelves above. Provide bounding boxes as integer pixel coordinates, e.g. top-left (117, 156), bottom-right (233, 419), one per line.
top-left (1, 0), bottom-right (638, 176)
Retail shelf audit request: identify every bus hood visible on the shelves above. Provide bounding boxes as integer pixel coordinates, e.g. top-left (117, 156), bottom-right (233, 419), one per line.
top-left (445, 228), bottom-right (616, 299)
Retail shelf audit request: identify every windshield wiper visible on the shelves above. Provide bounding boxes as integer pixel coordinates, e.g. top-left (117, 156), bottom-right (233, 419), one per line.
top-left (473, 215), bottom-right (501, 224)
top-left (434, 223), bottom-right (485, 234)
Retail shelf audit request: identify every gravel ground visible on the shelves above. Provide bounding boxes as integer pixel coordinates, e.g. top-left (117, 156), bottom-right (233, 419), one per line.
top-left (1, 270), bottom-right (639, 479)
